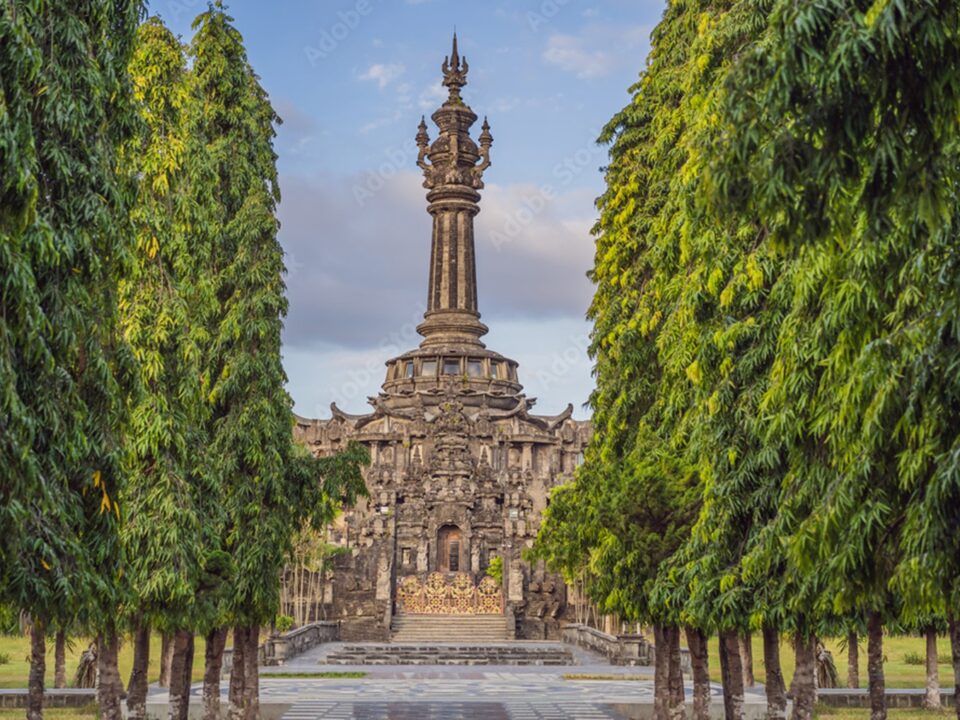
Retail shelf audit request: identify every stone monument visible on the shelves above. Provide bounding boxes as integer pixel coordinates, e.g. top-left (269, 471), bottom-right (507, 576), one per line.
top-left (294, 35), bottom-right (591, 641)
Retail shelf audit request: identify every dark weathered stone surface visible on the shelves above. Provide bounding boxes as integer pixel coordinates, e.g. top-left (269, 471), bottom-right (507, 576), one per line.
top-left (294, 36), bottom-right (590, 643)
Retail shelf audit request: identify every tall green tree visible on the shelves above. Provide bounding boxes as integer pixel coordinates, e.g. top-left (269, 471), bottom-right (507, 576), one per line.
top-left (535, 2), bottom-right (712, 717)
top-left (0, 2), bottom-right (143, 719)
top-left (118, 16), bottom-right (221, 720)
top-left (709, 2), bottom-right (960, 718)
top-left (185, 6), bottom-right (369, 719)
top-left (540, 3), bottom-right (960, 720)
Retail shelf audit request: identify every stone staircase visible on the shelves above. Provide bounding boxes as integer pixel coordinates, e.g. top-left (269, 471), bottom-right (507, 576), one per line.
top-left (321, 643), bottom-right (575, 666)
top-left (391, 613), bottom-right (511, 642)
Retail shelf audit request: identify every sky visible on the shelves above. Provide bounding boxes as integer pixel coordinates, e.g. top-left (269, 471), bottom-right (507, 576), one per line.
top-left (150, 0), bottom-right (667, 420)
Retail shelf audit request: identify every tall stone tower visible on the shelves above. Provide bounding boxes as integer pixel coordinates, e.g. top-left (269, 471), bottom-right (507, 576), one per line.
top-left (294, 36), bottom-right (591, 641)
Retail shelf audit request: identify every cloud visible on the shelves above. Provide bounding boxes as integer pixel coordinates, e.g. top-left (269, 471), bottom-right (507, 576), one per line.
top-left (542, 24), bottom-right (650, 79)
top-left (358, 109), bottom-right (403, 135)
top-left (277, 170), bottom-right (594, 355)
top-left (359, 62), bottom-right (405, 89)
top-left (490, 97), bottom-right (520, 113)
top-left (418, 82), bottom-right (446, 110)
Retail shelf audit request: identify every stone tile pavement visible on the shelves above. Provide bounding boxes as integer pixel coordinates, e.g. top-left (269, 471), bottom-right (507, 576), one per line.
top-left (145, 641), bottom-right (770, 719)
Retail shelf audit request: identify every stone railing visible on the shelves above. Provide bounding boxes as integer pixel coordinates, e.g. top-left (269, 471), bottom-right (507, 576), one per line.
top-left (222, 620), bottom-right (339, 673)
top-left (263, 621), bottom-right (340, 665)
top-left (561, 623), bottom-right (691, 672)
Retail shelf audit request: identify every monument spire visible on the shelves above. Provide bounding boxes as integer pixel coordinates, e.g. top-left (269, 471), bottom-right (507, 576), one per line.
top-left (415, 34), bottom-right (492, 347)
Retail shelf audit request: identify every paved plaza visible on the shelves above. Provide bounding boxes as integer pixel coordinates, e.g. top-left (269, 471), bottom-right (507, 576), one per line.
top-left (142, 642), bottom-right (770, 719)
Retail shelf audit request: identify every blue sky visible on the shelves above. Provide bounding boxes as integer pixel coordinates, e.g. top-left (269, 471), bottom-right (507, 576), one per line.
top-left (151, 0), bottom-right (666, 419)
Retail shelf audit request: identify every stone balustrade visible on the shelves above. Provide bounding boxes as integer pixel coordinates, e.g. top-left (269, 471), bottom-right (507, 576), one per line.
top-left (561, 623), bottom-right (691, 672)
top-left (222, 620), bottom-right (340, 674)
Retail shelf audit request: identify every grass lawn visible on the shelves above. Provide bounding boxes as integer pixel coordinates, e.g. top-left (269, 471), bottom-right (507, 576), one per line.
top-left (0, 633), bottom-right (207, 689)
top-left (702, 634), bottom-right (955, 689)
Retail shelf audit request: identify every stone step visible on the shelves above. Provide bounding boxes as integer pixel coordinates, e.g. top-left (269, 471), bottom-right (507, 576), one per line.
top-left (391, 613), bottom-right (512, 642)
top-left (322, 643), bottom-right (575, 666)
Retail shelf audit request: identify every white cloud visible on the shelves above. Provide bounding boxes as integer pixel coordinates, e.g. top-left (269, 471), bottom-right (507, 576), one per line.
top-left (358, 109), bottom-right (403, 135)
top-left (359, 62), bottom-right (405, 89)
top-left (490, 97), bottom-right (520, 113)
top-left (542, 24), bottom-right (650, 79)
top-left (542, 34), bottom-right (611, 78)
top-left (418, 82), bottom-right (447, 111)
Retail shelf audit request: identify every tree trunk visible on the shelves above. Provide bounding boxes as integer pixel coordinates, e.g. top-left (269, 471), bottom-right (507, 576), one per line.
top-left (867, 611), bottom-right (886, 720)
top-left (168, 630), bottom-right (195, 720)
top-left (949, 615), bottom-right (960, 720)
top-left (740, 631), bottom-right (755, 687)
top-left (227, 626), bottom-right (247, 720)
top-left (924, 626), bottom-right (941, 709)
top-left (96, 633), bottom-right (124, 720)
top-left (203, 627), bottom-right (228, 720)
top-left (159, 633), bottom-right (175, 688)
top-left (685, 626), bottom-right (710, 720)
top-left (847, 630), bottom-right (860, 688)
top-left (653, 624), bottom-right (670, 720)
top-left (790, 632), bottom-right (816, 720)
top-left (762, 626), bottom-right (787, 720)
top-left (242, 624), bottom-right (260, 720)
top-left (182, 634), bottom-right (195, 720)
top-left (127, 622), bottom-right (150, 720)
top-left (53, 630), bottom-right (67, 689)
top-left (27, 620), bottom-right (45, 720)
top-left (667, 626), bottom-right (686, 720)
top-left (719, 629), bottom-right (744, 720)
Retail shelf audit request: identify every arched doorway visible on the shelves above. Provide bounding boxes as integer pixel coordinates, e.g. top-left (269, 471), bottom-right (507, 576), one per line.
top-left (437, 525), bottom-right (462, 573)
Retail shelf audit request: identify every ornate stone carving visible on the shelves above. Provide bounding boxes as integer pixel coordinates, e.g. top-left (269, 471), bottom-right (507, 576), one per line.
top-left (395, 573), bottom-right (504, 615)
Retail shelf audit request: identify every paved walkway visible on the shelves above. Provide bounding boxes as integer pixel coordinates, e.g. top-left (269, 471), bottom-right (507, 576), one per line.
top-left (146, 641), bottom-right (770, 719)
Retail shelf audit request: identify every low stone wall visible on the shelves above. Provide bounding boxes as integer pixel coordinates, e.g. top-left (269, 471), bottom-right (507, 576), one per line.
top-left (0, 689), bottom-right (99, 709)
top-left (223, 620), bottom-right (340, 673)
top-left (561, 623), bottom-right (691, 672)
top-left (263, 621), bottom-right (339, 665)
top-left (818, 688), bottom-right (956, 709)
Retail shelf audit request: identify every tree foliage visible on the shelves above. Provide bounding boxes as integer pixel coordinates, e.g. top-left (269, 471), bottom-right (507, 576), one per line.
top-left (0, 0), bottom-right (143, 627)
top-left (535, 0), bottom-right (960, 702)
top-left (120, 15), bottom-right (216, 633)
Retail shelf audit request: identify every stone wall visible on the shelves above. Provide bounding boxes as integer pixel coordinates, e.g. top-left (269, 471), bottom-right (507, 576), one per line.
top-left (0, 689), bottom-right (98, 709)
top-left (817, 689), bottom-right (956, 708)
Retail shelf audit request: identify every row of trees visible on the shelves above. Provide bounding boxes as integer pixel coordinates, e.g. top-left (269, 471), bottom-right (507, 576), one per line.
top-left (0, 3), bottom-right (367, 720)
top-left (533, 1), bottom-right (960, 720)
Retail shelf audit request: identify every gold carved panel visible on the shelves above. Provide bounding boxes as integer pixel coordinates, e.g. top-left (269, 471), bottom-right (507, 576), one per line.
top-left (396, 572), bottom-right (503, 615)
